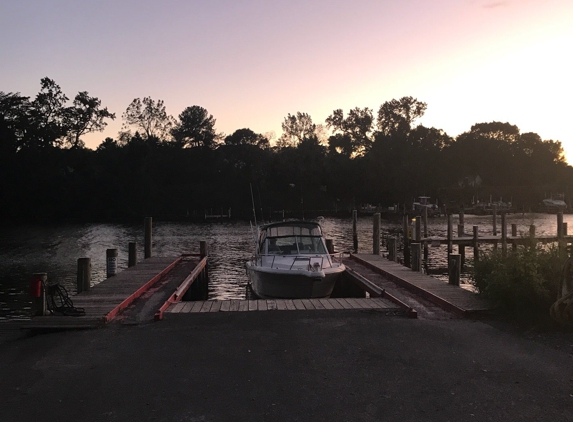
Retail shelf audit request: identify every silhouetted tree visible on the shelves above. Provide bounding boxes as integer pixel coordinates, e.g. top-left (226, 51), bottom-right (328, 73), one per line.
top-left (121, 97), bottom-right (175, 141)
top-left (171, 105), bottom-right (219, 148)
top-left (224, 128), bottom-right (270, 149)
top-left (277, 112), bottom-right (316, 148)
top-left (25, 77), bottom-right (69, 149)
top-left (64, 91), bottom-right (115, 148)
top-left (376, 96), bottom-right (427, 138)
top-left (326, 107), bottom-right (374, 156)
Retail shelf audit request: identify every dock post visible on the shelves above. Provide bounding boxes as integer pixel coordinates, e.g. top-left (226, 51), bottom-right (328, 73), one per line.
top-left (473, 226), bottom-right (479, 263)
top-left (415, 216), bottom-right (421, 242)
top-left (128, 242), bottom-right (137, 267)
top-left (352, 210), bottom-right (358, 253)
top-left (529, 225), bottom-right (536, 249)
top-left (200, 240), bottom-right (209, 300)
top-left (144, 217), bottom-right (152, 259)
top-left (106, 248), bottom-right (118, 278)
top-left (77, 258), bottom-right (91, 293)
top-left (511, 224), bottom-right (517, 251)
top-left (30, 272), bottom-right (47, 316)
top-left (325, 239), bottom-right (334, 255)
top-left (558, 212), bottom-right (565, 258)
top-left (448, 254), bottom-right (461, 286)
top-left (501, 213), bottom-right (507, 258)
top-left (388, 238), bottom-right (397, 261)
top-left (411, 243), bottom-right (421, 272)
top-left (373, 213), bottom-right (380, 255)
top-left (447, 214), bottom-right (453, 255)
top-left (457, 223), bottom-right (465, 266)
top-left (423, 207), bottom-right (428, 263)
top-left (200, 240), bottom-right (208, 258)
top-left (492, 204), bottom-right (497, 236)
top-left (403, 214), bottom-right (411, 267)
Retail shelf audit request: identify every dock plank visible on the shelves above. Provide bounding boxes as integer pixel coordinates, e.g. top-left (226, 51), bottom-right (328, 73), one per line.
top-left (229, 300), bottom-right (240, 312)
top-left (285, 300), bottom-right (297, 310)
top-left (199, 301), bottom-right (214, 312)
top-left (210, 301), bottom-right (223, 313)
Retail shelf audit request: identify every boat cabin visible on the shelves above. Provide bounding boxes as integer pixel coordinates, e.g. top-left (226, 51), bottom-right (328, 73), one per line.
top-left (257, 221), bottom-right (328, 255)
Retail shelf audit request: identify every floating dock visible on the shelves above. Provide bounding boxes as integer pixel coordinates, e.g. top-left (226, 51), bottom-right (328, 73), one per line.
top-left (12, 256), bottom-right (193, 329)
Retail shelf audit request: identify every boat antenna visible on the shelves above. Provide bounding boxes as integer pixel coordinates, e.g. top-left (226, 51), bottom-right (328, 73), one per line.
top-left (250, 183), bottom-right (258, 227)
top-left (257, 185), bottom-right (264, 224)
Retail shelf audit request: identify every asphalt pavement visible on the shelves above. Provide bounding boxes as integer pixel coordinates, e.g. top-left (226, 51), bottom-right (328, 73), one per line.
top-left (1, 309), bottom-right (572, 422)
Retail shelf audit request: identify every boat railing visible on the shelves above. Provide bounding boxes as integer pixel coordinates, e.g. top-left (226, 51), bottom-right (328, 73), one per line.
top-left (253, 253), bottom-right (343, 270)
top-left (288, 256), bottom-right (326, 272)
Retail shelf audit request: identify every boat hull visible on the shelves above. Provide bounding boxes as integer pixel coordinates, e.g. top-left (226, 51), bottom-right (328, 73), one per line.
top-left (247, 263), bottom-right (345, 299)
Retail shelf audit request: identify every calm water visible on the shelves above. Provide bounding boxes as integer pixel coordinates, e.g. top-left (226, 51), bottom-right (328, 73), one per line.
top-left (0, 213), bottom-right (568, 320)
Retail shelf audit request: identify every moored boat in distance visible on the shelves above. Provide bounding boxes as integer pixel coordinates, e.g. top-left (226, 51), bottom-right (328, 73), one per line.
top-left (246, 220), bottom-right (346, 299)
top-left (542, 195), bottom-right (567, 213)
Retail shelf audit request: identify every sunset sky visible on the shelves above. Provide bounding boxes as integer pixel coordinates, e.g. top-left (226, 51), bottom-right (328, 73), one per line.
top-left (1, 0), bottom-right (572, 160)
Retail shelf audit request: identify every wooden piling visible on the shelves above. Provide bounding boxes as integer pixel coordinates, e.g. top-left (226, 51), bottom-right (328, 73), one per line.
top-left (352, 210), bottom-right (358, 253)
top-left (558, 212), bottom-right (565, 258)
top-left (106, 248), bottom-right (118, 278)
top-left (128, 242), bottom-right (137, 267)
top-left (403, 214), bottom-right (411, 267)
top-left (77, 258), bottom-right (91, 293)
top-left (373, 213), bottom-right (380, 255)
top-left (144, 217), bottom-right (152, 259)
top-left (492, 205), bottom-right (497, 236)
top-left (447, 214), bottom-right (453, 255)
top-left (411, 243), bottom-right (421, 272)
top-left (423, 207), bottom-right (428, 263)
top-left (415, 216), bottom-right (421, 243)
top-left (473, 226), bottom-right (479, 263)
top-left (529, 225), bottom-right (536, 249)
top-left (448, 254), bottom-right (461, 286)
top-left (511, 224), bottom-right (517, 251)
top-left (387, 238), bottom-right (397, 262)
top-left (501, 213), bottom-right (507, 258)
top-left (200, 240), bottom-right (208, 258)
top-left (325, 239), bottom-right (334, 255)
top-left (457, 223), bottom-right (465, 265)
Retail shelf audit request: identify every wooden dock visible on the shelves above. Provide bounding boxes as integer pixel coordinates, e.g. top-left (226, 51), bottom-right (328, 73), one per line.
top-left (164, 297), bottom-right (404, 314)
top-left (421, 234), bottom-right (573, 246)
top-left (350, 254), bottom-right (491, 317)
top-left (18, 256), bottom-right (185, 329)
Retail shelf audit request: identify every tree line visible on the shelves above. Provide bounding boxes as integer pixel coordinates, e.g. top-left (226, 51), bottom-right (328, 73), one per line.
top-left (1, 78), bottom-right (571, 223)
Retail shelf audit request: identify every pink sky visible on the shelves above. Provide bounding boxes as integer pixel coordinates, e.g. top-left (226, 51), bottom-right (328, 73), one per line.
top-left (2, 0), bottom-right (572, 160)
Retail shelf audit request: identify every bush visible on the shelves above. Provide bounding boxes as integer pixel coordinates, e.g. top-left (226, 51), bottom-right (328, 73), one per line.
top-left (472, 245), bottom-right (564, 315)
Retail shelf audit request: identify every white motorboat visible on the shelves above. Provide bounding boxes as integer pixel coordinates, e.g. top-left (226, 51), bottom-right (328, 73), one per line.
top-left (246, 220), bottom-right (346, 299)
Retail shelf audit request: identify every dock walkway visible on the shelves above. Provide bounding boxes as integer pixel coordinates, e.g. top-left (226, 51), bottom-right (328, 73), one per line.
top-left (22, 256), bottom-right (182, 329)
top-left (165, 297), bottom-right (403, 314)
top-left (350, 254), bottom-right (491, 317)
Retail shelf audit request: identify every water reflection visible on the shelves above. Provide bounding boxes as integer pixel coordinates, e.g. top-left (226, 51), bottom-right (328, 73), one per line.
top-left (0, 213), bottom-right (568, 320)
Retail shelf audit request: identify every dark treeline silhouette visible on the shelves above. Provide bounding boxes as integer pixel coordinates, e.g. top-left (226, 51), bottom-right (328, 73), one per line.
top-left (1, 78), bottom-right (572, 223)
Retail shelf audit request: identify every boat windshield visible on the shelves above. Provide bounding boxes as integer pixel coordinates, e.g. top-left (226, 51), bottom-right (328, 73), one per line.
top-left (265, 235), bottom-right (326, 255)
top-left (264, 224), bottom-right (322, 237)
